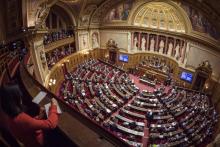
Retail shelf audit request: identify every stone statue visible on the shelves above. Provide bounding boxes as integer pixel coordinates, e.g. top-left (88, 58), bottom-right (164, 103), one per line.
top-left (174, 44), bottom-right (180, 59)
top-left (150, 37), bottom-right (155, 52)
top-left (159, 40), bottom-right (165, 54)
top-left (179, 45), bottom-right (186, 63)
top-left (133, 36), bottom-right (138, 50)
top-left (82, 36), bottom-right (86, 49)
top-left (141, 37), bottom-right (146, 51)
top-left (167, 42), bottom-right (173, 56)
top-left (92, 33), bottom-right (99, 48)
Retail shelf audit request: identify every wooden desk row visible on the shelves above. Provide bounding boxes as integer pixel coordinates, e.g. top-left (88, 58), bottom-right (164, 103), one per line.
top-left (139, 78), bottom-right (156, 87)
top-left (109, 121), bottom-right (144, 136)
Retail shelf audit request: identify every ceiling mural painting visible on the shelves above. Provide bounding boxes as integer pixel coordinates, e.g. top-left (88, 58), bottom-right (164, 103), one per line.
top-left (91, 0), bottom-right (125, 24)
top-left (181, 2), bottom-right (220, 40)
top-left (104, 0), bottom-right (133, 22)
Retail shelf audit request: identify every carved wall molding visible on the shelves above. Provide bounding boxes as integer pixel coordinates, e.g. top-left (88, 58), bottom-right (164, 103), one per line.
top-left (55, 1), bottom-right (78, 27)
top-left (91, 0), bottom-right (125, 24)
top-left (27, 0), bottom-right (58, 28)
top-left (127, 0), bottom-right (192, 33)
top-left (44, 37), bottom-right (75, 52)
top-left (88, 0), bottom-right (220, 50)
top-left (186, 42), bottom-right (220, 81)
top-left (79, 4), bottom-right (97, 26)
top-left (98, 26), bottom-right (220, 52)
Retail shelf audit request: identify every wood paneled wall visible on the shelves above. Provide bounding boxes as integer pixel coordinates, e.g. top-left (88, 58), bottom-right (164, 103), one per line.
top-left (47, 49), bottom-right (106, 93)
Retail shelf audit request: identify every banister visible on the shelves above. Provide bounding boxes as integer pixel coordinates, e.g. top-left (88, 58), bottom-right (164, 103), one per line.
top-left (19, 51), bottom-right (129, 147)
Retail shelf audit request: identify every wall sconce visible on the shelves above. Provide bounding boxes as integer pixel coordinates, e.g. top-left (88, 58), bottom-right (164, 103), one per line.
top-left (49, 78), bottom-right (56, 86)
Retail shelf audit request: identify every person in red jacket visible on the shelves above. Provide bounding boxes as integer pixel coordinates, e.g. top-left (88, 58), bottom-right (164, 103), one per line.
top-left (0, 85), bottom-right (59, 147)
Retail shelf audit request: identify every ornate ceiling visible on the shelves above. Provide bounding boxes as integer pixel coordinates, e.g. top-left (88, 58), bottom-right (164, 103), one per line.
top-left (134, 2), bottom-right (186, 33)
top-left (60, 0), bottom-right (220, 30)
top-left (61, 0), bottom-right (220, 17)
top-left (20, 0), bottom-right (220, 43)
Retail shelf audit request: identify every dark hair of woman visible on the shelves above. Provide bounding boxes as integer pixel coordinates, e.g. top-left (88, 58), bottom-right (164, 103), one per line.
top-left (0, 85), bottom-right (23, 118)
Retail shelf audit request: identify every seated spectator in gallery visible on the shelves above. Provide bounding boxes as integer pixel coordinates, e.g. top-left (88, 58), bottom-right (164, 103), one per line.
top-left (0, 85), bottom-right (59, 147)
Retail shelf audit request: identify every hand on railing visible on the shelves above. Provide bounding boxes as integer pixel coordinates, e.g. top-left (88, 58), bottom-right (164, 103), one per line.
top-left (51, 98), bottom-right (58, 106)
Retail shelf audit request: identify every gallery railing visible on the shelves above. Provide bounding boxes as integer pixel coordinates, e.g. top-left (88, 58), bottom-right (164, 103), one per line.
top-left (19, 50), bottom-right (129, 147)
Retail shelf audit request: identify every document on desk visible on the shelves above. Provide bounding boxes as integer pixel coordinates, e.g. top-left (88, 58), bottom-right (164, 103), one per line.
top-left (44, 103), bottom-right (62, 117)
top-left (32, 91), bottom-right (47, 104)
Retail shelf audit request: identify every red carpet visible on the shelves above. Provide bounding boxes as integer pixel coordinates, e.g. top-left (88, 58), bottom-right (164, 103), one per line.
top-left (129, 74), bottom-right (170, 93)
top-left (142, 120), bottom-right (149, 147)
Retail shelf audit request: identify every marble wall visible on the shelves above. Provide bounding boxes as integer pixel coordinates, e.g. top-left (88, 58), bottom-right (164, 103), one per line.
top-left (90, 30), bottom-right (100, 49)
top-left (79, 29), bottom-right (220, 82)
top-left (78, 31), bottom-right (90, 50)
top-left (186, 43), bottom-right (220, 81)
top-left (100, 30), bottom-right (130, 50)
top-left (77, 30), bottom-right (101, 50)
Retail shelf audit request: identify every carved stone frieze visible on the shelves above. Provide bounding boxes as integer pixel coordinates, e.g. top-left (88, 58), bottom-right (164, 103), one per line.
top-left (79, 4), bottom-right (97, 26)
top-left (91, 0), bottom-right (124, 24)
top-left (106, 39), bottom-right (118, 49)
top-left (27, 0), bottom-right (58, 29)
top-left (197, 60), bottom-right (212, 74)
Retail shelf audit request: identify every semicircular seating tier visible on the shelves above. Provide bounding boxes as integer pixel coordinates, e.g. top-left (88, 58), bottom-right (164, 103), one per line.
top-left (58, 59), bottom-right (218, 147)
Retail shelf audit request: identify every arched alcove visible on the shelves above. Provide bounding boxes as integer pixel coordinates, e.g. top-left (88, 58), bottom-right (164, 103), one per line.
top-left (46, 4), bottom-right (76, 30)
top-left (133, 2), bottom-right (186, 33)
top-left (128, 1), bottom-right (192, 34)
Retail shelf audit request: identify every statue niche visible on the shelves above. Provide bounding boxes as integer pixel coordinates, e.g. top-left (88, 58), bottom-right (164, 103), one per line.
top-left (192, 60), bottom-right (212, 91)
top-left (106, 39), bottom-right (119, 64)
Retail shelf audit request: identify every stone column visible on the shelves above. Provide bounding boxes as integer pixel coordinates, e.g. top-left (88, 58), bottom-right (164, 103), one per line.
top-left (138, 32), bottom-right (141, 50)
top-left (74, 28), bottom-right (80, 51)
top-left (127, 32), bottom-right (131, 53)
top-left (27, 30), bottom-right (49, 84)
top-left (184, 41), bottom-right (190, 66)
top-left (131, 32), bottom-right (134, 52)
